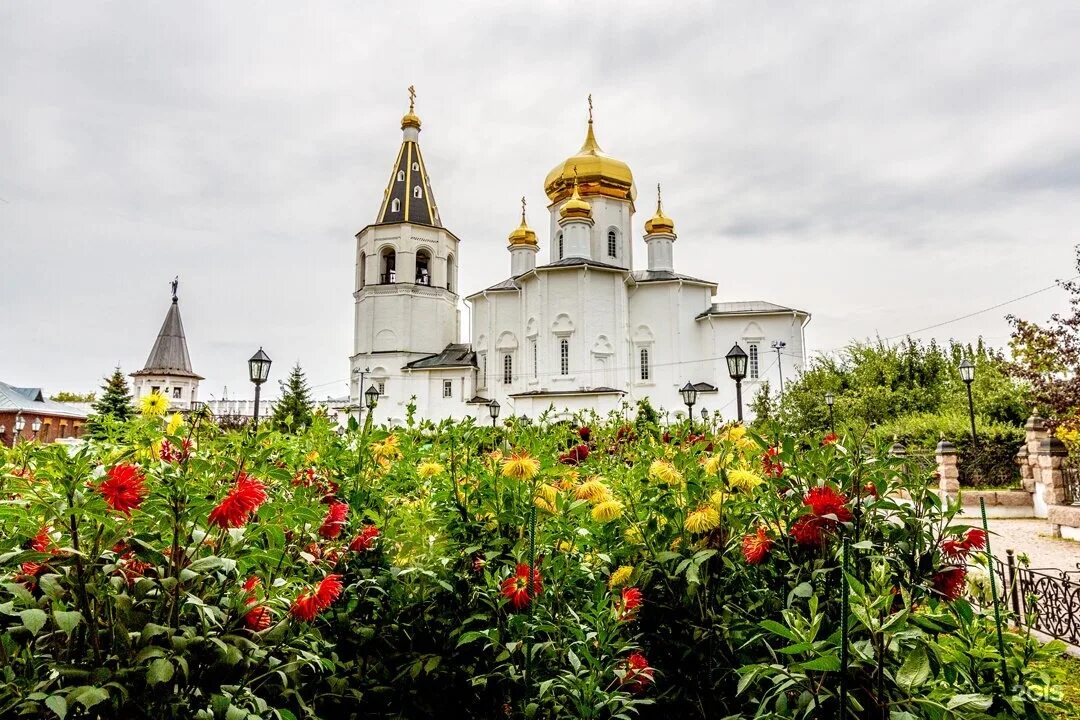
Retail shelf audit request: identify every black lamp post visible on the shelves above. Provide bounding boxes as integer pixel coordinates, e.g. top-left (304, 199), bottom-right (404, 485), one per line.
top-left (364, 384), bottom-right (380, 415)
top-left (680, 382), bottom-right (698, 433)
top-left (959, 357), bottom-right (977, 445)
top-left (488, 399), bottom-right (501, 428)
top-left (726, 343), bottom-right (749, 422)
top-left (700, 407), bottom-right (708, 430)
top-left (825, 392), bottom-right (835, 433)
top-left (14, 413), bottom-right (25, 444)
top-left (248, 348), bottom-right (272, 426)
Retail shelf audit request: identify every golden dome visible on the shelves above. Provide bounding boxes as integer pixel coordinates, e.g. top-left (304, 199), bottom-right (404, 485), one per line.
top-left (544, 100), bottom-right (635, 204)
top-left (644, 183), bottom-right (675, 235)
top-left (559, 172), bottom-right (593, 220)
top-left (401, 84), bottom-right (421, 130)
top-left (508, 197), bottom-right (538, 246)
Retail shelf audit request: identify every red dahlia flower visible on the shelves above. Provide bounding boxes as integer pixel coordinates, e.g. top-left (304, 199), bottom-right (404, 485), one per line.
top-left (741, 526), bottom-right (773, 564)
top-left (962, 528), bottom-right (987, 552)
top-left (318, 501), bottom-right (350, 539)
top-left (618, 652), bottom-right (654, 694)
top-left (208, 473), bottom-right (268, 529)
top-left (578, 426), bottom-right (591, 442)
top-left (932, 567), bottom-right (967, 600)
top-left (559, 444), bottom-right (590, 465)
top-left (941, 528), bottom-right (988, 562)
top-left (244, 605), bottom-right (273, 631)
top-left (159, 438), bottom-right (193, 463)
top-left (30, 526), bottom-right (53, 553)
top-left (804, 486), bottom-right (852, 522)
top-left (822, 432), bottom-right (839, 446)
top-left (290, 573), bottom-right (344, 622)
top-left (617, 587), bottom-right (644, 621)
top-left (762, 447), bottom-right (784, 478)
top-left (349, 525), bottom-right (380, 552)
top-left (501, 563), bottom-right (542, 610)
top-left (790, 516), bottom-right (826, 548)
top-left (290, 592), bottom-right (320, 622)
top-left (98, 464), bottom-right (148, 515)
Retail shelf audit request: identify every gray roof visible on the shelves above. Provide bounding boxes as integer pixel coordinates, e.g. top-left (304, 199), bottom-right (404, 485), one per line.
top-left (538, 257), bottom-right (626, 272)
top-left (0, 381), bottom-right (88, 419)
top-left (509, 386), bottom-right (624, 398)
top-left (403, 343), bottom-right (477, 370)
top-left (697, 301), bottom-right (809, 319)
top-left (375, 136), bottom-right (441, 227)
top-left (133, 298), bottom-right (202, 379)
top-left (483, 277), bottom-right (521, 292)
top-left (631, 269), bottom-right (715, 286)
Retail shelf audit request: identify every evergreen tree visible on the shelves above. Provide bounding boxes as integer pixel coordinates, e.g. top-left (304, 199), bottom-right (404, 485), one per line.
top-left (271, 363), bottom-right (314, 432)
top-left (85, 367), bottom-right (134, 439)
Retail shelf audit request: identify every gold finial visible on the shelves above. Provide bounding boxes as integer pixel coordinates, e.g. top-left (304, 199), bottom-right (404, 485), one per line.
top-left (656, 183), bottom-right (663, 213)
top-left (508, 195), bottom-right (538, 246)
top-left (645, 181), bottom-right (675, 235)
top-left (520, 195), bottom-right (527, 221)
top-left (401, 86), bottom-right (421, 130)
top-left (560, 165), bottom-right (593, 220)
top-left (408, 85), bottom-right (416, 112)
top-left (587, 94), bottom-right (593, 123)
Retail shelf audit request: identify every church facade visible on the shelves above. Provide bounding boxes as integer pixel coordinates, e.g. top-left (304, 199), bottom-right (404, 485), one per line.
top-left (349, 95), bottom-right (810, 424)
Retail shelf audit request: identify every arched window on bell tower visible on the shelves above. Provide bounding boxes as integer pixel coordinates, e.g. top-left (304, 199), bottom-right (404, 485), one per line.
top-left (607, 229), bottom-right (618, 258)
top-left (557, 232), bottom-right (564, 260)
top-left (380, 247), bottom-right (396, 284)
top-left (415, 248), bottom-right (431, 285)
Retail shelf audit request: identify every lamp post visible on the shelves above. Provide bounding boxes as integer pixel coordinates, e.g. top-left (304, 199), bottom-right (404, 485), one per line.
top-left (680, 382), bottom-right (698, 433)
top-left (959, 357), bottom-right (977, 445)
top-left (700, 407), bottom-right (708, 431)
top-left (488, 399), bottom-right (500, 429)
top-left (248, 348), bottom-right (272, 426)
top-left (726, 343), bottom-right (749, 422)
top-left (771, 340), bottom-right (787, 394)
top-left (14, 413), bottom-right (25, 444)
top-left (31, 417), bottom-right (42, 440)
top-left (0, 425), bottom-right (5, 447)
top-left (825, 392), bottom-right (835, 433)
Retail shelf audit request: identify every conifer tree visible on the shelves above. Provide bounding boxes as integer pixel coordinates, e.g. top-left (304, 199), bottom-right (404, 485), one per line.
top-left (86, 367), bottom-right (134, 439)
top-left (271, 363), bottom-right (314, 432)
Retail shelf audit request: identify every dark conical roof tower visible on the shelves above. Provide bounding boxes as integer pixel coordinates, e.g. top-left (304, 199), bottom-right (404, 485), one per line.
top-left (132, 277), bottom-right (203, 380)
top-left (375, 85), bottom-right (442, 227)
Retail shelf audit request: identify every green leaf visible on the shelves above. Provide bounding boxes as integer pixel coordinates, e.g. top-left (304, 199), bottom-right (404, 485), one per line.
top-left (147, 658), bottom-right (174, 685)
top-left (45, 695), bottom-right (67, 719)
top-left (19, 608), bottom-right (48, 635)
top-left (567, 648), bottom-right (581, 672)
top-left (760, 619), bottom-right (798, 641)
top-left (792, 582), bottom-right (813, 598)
top-left (895, 646), bottom-right (930, 692)
top-left (72, 687), bottom-right (109, 710)
top-left (53, 610), bottom-right (82, 634)
top-left (800, 655), bottom-right (840, 672)
top-left (946, 693), bottom-right (992, 711)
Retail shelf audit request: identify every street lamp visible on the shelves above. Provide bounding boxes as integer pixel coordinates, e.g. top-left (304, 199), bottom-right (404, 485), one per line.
top-left (959, 357), bottom-right (977, 445)
top-left (679, 382), bottom-right (698, 432)
top-left (31, 417), bottom-right (42, 440)
top-left (725, 343), bottom-right (749, 422)
top-left (364, 384), bottom-right (380, 413)
top-left (700, 407), bottom-right (708, 427)
top-left (771, 340), bottom-right (787, 394)
top-left (825, 392), bottom-right (835, 433)
top-left (14, 413), bottom-right (25, 443)
top-left (248, 348), bottom-right (272, 426)
top-left (488, 399), bottom-right (501, 428)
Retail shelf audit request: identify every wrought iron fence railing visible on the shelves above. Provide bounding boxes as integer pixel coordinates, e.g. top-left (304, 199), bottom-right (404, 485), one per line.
top-left (991, 549), bottom-right (1080, 646)
top-left (1062, 458), bottom-right (1080, 505)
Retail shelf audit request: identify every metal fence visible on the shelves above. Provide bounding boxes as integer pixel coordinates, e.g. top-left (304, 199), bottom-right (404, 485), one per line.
top-left (1063, 457), bottom-right (1080, 505)
top-left (993, 549), bottom-right (1080, 646)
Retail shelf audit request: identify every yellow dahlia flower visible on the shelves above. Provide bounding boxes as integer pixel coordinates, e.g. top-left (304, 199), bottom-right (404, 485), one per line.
top-left (591, 499), bottom-right (624, 523)
top-left (534, 483), bottom-right (559, 513)
top-left (139, 392), bottom-right (169, 417)
top-left (735, 437), bottom-right (758, 453)
top-left (685, 505), bottom-right (720, 533)
top-left (305, 450), bottom-right (320, 463)
top-left (416, 460), bottom-right (445, 478)
top-left (624, 526), bottom-right (645, 545)
top-left (372, 435), bottom-right (403, 461)
top-left (609, 565), bottom-right (634, 588)
top-left (165, 413), bottom-right (184, 434)
top-left (502, 451), bottom-right (540, 481)
top-left (574, 479), bottom-right (611, 503)
top-left (702, 454), bottom-right (726, 476)
top-left (649, 459), bottom-right (683, 486)
top-left (727, 469), bottom-right (764, 492)
top-left (719, 424), bottom-right (747, 442)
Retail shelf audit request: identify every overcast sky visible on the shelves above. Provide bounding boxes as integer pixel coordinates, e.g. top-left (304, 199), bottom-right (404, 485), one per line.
top-left (2, 2), bottom-right (1078, 401)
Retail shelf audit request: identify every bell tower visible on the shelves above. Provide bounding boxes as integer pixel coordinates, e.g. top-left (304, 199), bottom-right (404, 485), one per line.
top-left (350, 88), bottom-right (462, 405)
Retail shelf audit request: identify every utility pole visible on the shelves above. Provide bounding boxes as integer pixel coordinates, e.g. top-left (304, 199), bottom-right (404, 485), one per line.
top-left (771, 340), bottom-right (787, 395)
top-left (352, 366), bottom-right (370, 423)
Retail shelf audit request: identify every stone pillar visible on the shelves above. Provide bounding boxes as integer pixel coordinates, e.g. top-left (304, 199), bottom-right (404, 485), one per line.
top-left (1025, 415), bottom-right (1049, 483)
top-left (1016, 445), bottom-right (1033, 492)
top-left (936, 440), bottom-right (960, 501)
top-left (889, 441), bottom-right (906, 457)
top-left (1035, 437), bottom-right (1069, 510)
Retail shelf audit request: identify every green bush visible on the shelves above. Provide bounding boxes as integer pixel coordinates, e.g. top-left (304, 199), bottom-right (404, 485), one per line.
top-left (871, 411), bottom-right (1025, 488)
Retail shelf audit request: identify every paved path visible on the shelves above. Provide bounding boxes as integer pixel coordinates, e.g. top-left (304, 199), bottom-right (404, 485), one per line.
top-left (981, 518), bottom-right (1080, 572)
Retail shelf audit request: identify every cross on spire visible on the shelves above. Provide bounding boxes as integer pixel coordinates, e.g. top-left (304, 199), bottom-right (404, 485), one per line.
top-left (170, 276), bottom-right (179, 303)
top-left (587, 93), bottom-right (593, 122)
top-left (408, 85), bottom-right (416, 112)
top-left (520, 195), bottom-right (527, 221)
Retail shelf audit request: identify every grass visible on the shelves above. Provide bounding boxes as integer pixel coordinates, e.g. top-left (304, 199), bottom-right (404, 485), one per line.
top-left (1034, 651), bottom-right (1080, 718)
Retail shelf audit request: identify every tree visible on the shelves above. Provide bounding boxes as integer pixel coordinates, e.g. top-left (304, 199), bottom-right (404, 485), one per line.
top-left (271, 363), bottom-right (314, 432)
top-left (49, 391), bottom-right (96, 403)
top-left (85, 367), bottom-right (134, 439)
top-left (749, 381), bottom-right (776, 427)
top-left (1008, 244), bottom-right (1080, 427)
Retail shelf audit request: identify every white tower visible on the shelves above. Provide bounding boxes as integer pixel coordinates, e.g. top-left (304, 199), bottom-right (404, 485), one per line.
top-left (130, 277), bottom-right (202, 410)
top-left (350, 89), bottom-right (462, 412)
top-left (507, 197), bottom-right (539, 276)
top-left (643, 184), bottom-right (676, 271)
top-left (556, 173), bottom-right (594, 258)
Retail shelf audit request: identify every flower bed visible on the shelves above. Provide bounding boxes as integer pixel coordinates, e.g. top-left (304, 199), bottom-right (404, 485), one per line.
top-left (0, 407), bottom-right (1070, 719)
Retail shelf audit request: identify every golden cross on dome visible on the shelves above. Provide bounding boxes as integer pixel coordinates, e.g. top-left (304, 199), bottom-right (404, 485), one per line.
top-left (587, 94), bottom-right (593, 122)
top-left (520, 195), bottom-right (527, 220)
top-left (656, 183), bottom-right (663, 211)
top-left (408, 85), bottom-right (416, 112)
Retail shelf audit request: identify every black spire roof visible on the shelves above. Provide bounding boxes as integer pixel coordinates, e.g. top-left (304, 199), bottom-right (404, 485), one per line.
top-left (375, 97), bottom-right (441, 227)
top-left (131, 278), bottom-right (203, 379)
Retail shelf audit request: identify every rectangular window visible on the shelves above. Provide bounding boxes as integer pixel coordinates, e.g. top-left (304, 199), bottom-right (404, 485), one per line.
top-left (531, 339), bottom-right (538, 379)
top-left (748, 343), bottom-right (760, 380)
top-left (151, 386), bottom-right (160, 394)
top-left (442, 379), bottom-right (452, 398)
top-left (560, 339), bottom-right (569, 376)
top-left (639, 347), bottom-right (650, 381)
top-left (480, 353), bottom-right (487, 387)
top-left (172, 387), bottom-right (182, 399)
top-left (503, 353), bottom-right (513, 385)
top-left (377, 381), bottom-right (386, 395)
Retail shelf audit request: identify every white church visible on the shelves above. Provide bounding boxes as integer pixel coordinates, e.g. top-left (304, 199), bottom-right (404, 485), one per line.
top-left (349, 94), bottom-right (810, 424)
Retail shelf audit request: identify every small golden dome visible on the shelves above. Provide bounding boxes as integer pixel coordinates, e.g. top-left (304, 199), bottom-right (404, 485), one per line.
top-left (401, 84), bottom-right (421, 130)
top-left (544, 97), bottom-right (635, 204)
top-left (559, 171), bottom-right (593, 220)
top-left (508, 197), bottom-right (538, 246)
top-left (644, 183), bottom-right (675, 235)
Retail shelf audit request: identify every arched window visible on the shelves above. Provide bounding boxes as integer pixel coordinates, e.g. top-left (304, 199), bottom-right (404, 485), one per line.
top-left (358, 251), bottom-right (366, 288)
top-left (446, 254), bottom-right (455, 292)
top-left (396, 170), bottom-right (404, 182)
top-left (503, 354), bottom-right (513, 384)
top-left (415, 248), bottom-right (431, 285)
top-left (608, 230), bottom-right (617, 258)
top-left (413, 185), bottom-right (422, 199)
top-left (639, 347), bottom-right (650, 381)
top-left (412, 162), bottom-right (419, 171)
top-left (380, 247), bottom-right (396, 284)
top-left (391, 198), bottom-right (400, 213)
top-left (531, 338), bottom-right (538, 378)
top-left (560, 339), bottom-right (569, 376)
top-left (557, 232), bottom-right (564, 260)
